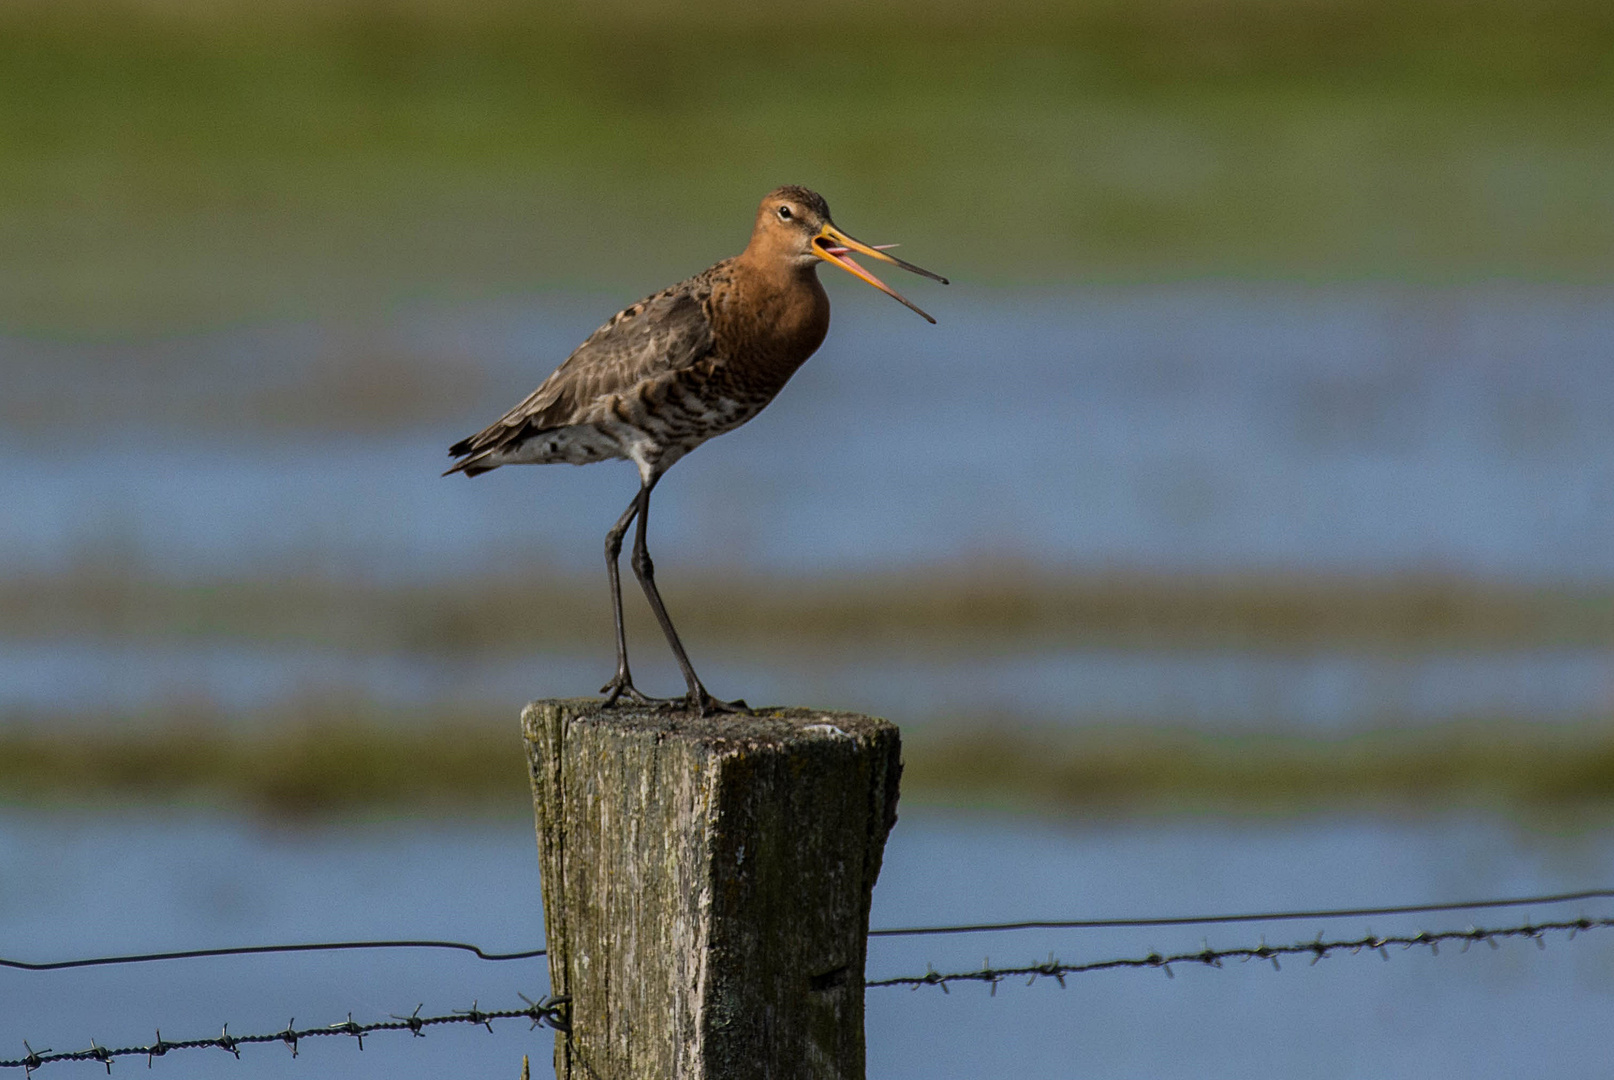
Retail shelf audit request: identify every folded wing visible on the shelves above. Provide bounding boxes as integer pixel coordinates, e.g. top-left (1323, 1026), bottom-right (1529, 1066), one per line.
top-left (446, 284), bottom-right (716, 475)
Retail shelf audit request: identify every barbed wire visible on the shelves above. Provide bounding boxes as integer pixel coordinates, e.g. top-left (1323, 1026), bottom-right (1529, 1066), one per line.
top-left (5, 915), bottom-right (1611, 1073)
top-left (5, 887), bottom-right (1609, 973)
top-left (866, 915), bottom-right (1614, 991)
top-left (0, 996), bottom-right (568, 1076)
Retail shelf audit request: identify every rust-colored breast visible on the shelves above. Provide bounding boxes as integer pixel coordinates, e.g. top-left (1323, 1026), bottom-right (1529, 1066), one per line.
top-left (705, 263), bottom-right (831, 403)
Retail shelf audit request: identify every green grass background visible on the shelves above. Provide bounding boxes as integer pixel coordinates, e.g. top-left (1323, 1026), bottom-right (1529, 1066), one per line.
top-left (3, 0), bottom-right (1612, 331)
top-left (6, 1), bottom-right (1612, 816)
top-left (8, 715), bottom-right (1614, 821)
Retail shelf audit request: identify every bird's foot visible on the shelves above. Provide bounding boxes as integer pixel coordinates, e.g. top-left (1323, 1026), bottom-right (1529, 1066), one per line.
top-left (600, 675), bottom-right (676, 709)
top-left (685, 689), bottom-right (750, 719)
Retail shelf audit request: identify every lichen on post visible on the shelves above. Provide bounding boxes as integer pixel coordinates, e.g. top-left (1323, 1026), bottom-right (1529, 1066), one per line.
top-left (523, 698), bottom-right (902, 1080)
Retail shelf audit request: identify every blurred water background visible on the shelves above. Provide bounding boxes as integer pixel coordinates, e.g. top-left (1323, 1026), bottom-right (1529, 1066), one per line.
top-left (6, 288), bottom-right (1614, 740)
top-left (3, 0), bottom-right (1613, 1075)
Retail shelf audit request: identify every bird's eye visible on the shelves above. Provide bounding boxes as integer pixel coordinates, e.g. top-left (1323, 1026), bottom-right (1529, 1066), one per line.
top-left (777, 206), bottom-right (792, 220)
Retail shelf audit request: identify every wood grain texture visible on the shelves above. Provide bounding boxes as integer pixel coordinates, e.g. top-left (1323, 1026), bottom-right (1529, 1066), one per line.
top-left (523, 698), bottom-right (902, 1080)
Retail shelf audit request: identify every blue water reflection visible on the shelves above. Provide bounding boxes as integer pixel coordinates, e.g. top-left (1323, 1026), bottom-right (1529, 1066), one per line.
top-left (4, 286), bottom-right (1611, 581)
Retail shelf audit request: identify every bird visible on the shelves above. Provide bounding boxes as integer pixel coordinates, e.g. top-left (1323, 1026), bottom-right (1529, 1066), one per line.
top-left (445, 186), bottom-right (946, 716)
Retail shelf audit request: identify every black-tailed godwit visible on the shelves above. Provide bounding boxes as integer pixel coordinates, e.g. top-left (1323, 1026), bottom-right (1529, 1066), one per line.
top-left (446, 186), bottom-right (945, 715)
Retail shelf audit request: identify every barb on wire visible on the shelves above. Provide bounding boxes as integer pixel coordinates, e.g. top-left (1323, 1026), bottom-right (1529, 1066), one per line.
top-left (865, 915), bottom-right (1614, 990)
top-left (0, 996), bottom-right (569, 1075)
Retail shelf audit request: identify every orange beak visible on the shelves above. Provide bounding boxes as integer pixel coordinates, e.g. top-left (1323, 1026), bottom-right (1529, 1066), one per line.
top-left (813, 223), bottom-right (948, 324)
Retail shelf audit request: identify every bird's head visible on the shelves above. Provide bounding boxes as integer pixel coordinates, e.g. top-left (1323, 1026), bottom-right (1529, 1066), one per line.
top-left (749, 185), bottom-right (948, 324)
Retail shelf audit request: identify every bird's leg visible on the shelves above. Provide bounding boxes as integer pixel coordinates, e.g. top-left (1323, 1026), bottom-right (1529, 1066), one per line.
top-left (599, 490), bottom-right (666, 707)
top-left (629, 479), bottom-right (749, 718)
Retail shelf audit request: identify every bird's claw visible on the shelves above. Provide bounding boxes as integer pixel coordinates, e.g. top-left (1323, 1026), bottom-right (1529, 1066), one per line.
top-left (600, 676), bottom-right (673, 708)
top-left (688, 691), bottom-right (750, 719)
top-left (601, 674), bottom-right (746, 718)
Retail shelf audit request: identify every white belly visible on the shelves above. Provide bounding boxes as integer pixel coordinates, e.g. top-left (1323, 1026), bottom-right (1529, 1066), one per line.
top-left (495, 424), bottom-right (627, 468)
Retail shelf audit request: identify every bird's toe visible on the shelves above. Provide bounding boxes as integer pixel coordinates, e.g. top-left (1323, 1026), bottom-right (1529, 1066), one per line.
top-left (689, 692), bottom-right (751, 719)
top-left (601, 676), bottom-right (674, 709)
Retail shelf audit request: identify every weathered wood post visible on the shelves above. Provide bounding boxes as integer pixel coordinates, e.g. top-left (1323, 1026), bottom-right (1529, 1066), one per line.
top-left (523, 698), bottom-right (901, 1080)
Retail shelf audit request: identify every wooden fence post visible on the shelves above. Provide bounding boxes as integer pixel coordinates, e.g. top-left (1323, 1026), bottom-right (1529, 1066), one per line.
top-left (523, 698), bottom-right (902, 1080)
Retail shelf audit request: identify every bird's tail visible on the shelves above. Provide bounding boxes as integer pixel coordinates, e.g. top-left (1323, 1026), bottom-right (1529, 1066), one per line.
top-left (443, 448), bottom-right (498, 478)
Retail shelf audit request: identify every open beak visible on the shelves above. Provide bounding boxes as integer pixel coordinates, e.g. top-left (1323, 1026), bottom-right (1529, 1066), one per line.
top-left (813, 223), bottom-right (948, 324)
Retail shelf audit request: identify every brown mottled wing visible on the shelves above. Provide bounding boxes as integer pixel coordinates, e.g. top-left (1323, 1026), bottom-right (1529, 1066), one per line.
top-left (446, 283), bottom-right (715, 472)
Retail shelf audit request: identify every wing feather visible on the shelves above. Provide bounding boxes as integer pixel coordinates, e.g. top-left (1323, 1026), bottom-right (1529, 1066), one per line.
top-left (446, 282), bottom-right (716, 472)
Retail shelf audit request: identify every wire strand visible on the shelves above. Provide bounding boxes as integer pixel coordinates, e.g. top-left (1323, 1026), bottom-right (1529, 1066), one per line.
top-left (5, 914), bottom-right (1611, 1072)
top-left (866, 915), bottom-right (1614, 989)
top-left (4, 887), bottom-right (1609, 973)
top-left (867, 887), bottom-right (1614, 938)
top-left (0, 940), bottom-right (545, 973)
top-left (0, 995), bottom-right (569, 1074)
